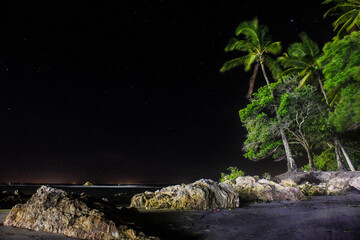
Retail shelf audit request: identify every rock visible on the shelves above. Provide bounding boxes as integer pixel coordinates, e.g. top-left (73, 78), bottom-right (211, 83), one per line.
top-left (273, 172), bottom-right (320, 186)
top-left (275, 171), bottom-right (360, 196)
top-left (326, 173), bottom-right (355, 195)
top-left (232, 177), bottom-right (307, 202)
top-left (0, 190), bottom-right (28, 209)
top-left (83, 182), bottom-right (93, 186)
top-left (131, 179), bottom-right (239, 210)
top-left (349, 176), bottom-right (360, 191)
top-left (4, 186), bottom-right (158, 240)
top-left (298, 182), bottom-right (327, 196)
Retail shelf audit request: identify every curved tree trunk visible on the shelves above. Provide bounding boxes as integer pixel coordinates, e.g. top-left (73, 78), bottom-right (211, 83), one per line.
top-left (247, 64), bottom-right (259, 98)
top-left (316, 75), bottom-right (329, 105)
top-left (260, 60), bottom-right (298, 172)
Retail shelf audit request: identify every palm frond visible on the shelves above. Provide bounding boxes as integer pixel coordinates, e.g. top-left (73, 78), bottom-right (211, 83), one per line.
top-left (220, 56), bottom-right (248, 72)
top-left (265, 41), bottom-right (282, 55)
top-left (283, 59), bottom-right (308, 69)
top-left (224, 38), bottom-right (251, 52)
top-left (264, 55), bottom-right (282, 80)
top-left (299, 32), bottom-right (320, 57)
top-left (298, 72), bottom-right (312, 88)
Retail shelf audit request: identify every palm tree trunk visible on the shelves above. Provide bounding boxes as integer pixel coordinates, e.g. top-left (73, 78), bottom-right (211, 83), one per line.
top-left (339, 141), bottom-right (356, 171)
top-left (260, 61), bottom-right (298, 172)
top-left (316, 76), bottom-right (329, 105)
top-left (260, 62), bottom-right (270, 86)
top-left (247, 64), bottom-right (259, 98)
top-left (334, 137), bottom-right (346, 171)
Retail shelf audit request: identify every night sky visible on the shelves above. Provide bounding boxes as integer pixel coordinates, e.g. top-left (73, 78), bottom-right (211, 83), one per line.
top-left (0, 1), bottom-right (334, 184)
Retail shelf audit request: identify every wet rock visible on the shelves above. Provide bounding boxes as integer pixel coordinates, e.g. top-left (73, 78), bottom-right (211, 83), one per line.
top-left (4, 186), bottom-right (158, 240)
top-left (131, 179), bottom-right (239, 210)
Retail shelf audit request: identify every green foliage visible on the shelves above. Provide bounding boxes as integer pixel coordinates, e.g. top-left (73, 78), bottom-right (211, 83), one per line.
top-left (220, 167), bottom-right (245, 182)
top-left (323, 0), bottom-right (360, 37)
top-left (262, 172), bottom-right (271, 180)
top-left (318, 31), bottom-right (360, 132)
top-left (301, 148), bottom-right (338, 171)
top-left (220, 18), bottom-right (282, 97)
top-left (278, 32), bottom-right (322, 88)
top-left (239, 81), bottom-right (285, 161)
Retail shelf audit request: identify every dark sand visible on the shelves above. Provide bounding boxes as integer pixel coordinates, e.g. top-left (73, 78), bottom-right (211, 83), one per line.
top-left (1, 191), bottom-right (360, 240)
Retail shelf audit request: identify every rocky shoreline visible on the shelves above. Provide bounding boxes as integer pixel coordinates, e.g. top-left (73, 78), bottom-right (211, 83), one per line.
top-left (1, 171), bottom-right (360, 240)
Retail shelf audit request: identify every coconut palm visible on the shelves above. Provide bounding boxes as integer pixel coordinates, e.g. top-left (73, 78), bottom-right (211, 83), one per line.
top-left (221, 18), bottom-right (298, 172)
top-left (220, 18), bottom-right (282, 97)
top-left (280, 32), bottom-right (355, 171)
top-left (323, 0), bottom-right (360, 36)
top-left (278, 32), bottom-right (329, 104)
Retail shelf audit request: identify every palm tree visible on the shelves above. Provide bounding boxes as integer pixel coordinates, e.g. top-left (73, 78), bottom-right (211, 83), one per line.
top-left (221, 18), bottom-right (298, 172)
top-left (279, 32), bottom-right (355, 171)
top-left (278, 32), bottom-right (329, 104)
top-left (323, 0), bottom-right (360, 37)
top-left (220, 18), bottom-right (282, 97)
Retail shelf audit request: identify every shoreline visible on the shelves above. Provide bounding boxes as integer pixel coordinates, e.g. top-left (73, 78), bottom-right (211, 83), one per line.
top-left (1, 191), bottom-right (360, 240)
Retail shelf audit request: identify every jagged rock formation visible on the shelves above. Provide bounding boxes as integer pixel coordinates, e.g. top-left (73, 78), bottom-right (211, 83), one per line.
top-left (0, 190), bottom-right (28, 209)
top-left (131, 179), bottom-right (239, 210)
top-left (131, 177), bottom-right (307, 210)
top-left (230, 176), bottom-right (307, 202)
top-left (274, 171), bottom-right (360, 196)
top-left (4, 186), bottom-right (158, 240)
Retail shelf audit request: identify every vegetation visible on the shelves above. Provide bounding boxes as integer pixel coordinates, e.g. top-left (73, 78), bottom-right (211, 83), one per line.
top-left (262, 172), bottom-right (271, 180)
top-left (221, 2), bottom-right (360, 173)
top-left (323, 0), bottom-right (360, 37)
top-left (220, 167), bottom-right (245, 182)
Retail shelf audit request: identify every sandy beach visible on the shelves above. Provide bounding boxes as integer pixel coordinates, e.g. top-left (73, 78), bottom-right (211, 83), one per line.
top-left (1, 191), bottom-right (360, 240)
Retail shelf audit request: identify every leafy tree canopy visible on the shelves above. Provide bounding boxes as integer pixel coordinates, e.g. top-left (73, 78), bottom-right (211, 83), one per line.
top-left (318, 31), bottom-right (360, 132)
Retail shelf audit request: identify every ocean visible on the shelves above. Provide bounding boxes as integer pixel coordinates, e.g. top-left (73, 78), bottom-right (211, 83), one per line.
top-left (0, 184), bottom-right (166, 206)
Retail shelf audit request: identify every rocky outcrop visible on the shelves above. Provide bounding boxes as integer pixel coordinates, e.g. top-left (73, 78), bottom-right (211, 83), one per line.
top-left (0, 190), bottom-right (28, 209)
top-left (4, 186), bottom-right (158, 240)
top-left (131, 179), bottom-right (239, 210)
top-left (231, 177), bottom-right (307, 202)
top-left (131, 177), bottom-right (307, 210)
top-left (274, 171), bottom-right (360, 196)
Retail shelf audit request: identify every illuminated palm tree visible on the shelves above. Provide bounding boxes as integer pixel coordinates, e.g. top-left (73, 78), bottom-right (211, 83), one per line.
top-left (323, 0), bottom-right (360, 37)
top-left (221, 18), bottom-right (298, 172)
top-left (220, 18), bottom-right (281, 97)
top-left (278, 32), bottom-right (329, 104)
top-left (280, 32), bottom-right (355, 171)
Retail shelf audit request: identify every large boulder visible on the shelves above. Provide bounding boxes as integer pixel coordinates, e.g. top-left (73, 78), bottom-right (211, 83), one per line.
top-left (232, 177), bottom-right (307, 202)
top-left (131, 179), bottom-right (239, 210)
top-left (4, 186), bottom-right (158, 240)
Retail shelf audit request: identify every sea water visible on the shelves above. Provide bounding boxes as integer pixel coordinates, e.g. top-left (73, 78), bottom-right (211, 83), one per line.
top-left (0, 184), bottom-right (165, 206)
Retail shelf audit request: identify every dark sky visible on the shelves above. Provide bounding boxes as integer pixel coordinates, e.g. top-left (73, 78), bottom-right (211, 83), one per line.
top-left (0, 0), bottom-right (334, 184)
